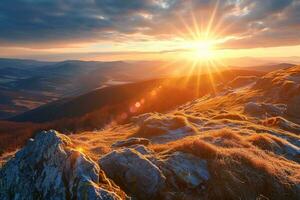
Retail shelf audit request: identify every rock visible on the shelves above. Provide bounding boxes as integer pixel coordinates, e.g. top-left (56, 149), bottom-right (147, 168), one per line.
top-left (244, 102), bottom-right (263, 116)
top-left (287, 95), bottom-right (300, 118)
top-left (134, 113), bottom-right (197, 144)
top-left (244, 102), bottom-right (285, 117)
top-left (276, 117), bottom-right (300, 135)
top-left (135, 113), bottom-right (193, 137)
top-left (0, 130), bottom-right (122, 200)
top-left (249, 133), bottom-right (300, 163)
top-left (112, 137), bottom-right (150, 148)
top-left (280, 143), bottom-right (300, 163)
top-left (99, 145), bottom-right (211, 199)
top-left (132, 145), bottom-right (154, 155)
top-left (131, 113), bottom-right (153, 125)
top-left (159, 152), bottom-right (210, 189)
top-left (263, 103), bottom-right (286, 116)
top-left (227, 76), bottom-right (257, 88)
top-left (99, 147), bottom-right (166, 200)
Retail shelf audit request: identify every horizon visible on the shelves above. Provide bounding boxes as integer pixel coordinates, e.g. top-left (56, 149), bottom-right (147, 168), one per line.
top-left (1, 56), bottom-right (300, 68)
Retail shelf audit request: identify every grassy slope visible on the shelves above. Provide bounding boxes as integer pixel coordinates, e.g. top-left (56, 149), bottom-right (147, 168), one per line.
top-left (68, 66), bottom-right (300, 199)
top-left (1, 66), bottom-right (300, 198)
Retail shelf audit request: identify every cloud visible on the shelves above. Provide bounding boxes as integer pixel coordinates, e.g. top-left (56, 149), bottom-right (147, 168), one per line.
top-left (0, 0), bottom-right (299, 49)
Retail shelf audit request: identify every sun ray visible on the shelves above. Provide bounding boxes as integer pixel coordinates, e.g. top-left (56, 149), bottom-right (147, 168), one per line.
top-left (179, 15), bottom-right (198, 40)
top-left (206, 62), bottom-right (218, 95)
top-left (205, 0), bottom-right (219, 39)
top-left (191, 11), bottom-right (201, 39)
top-left (195, 60), bottom-right (204, 97)
top-left (152, 0), bottom-right (234, 98)
top-left (182, 59), bottom-right (199, 87)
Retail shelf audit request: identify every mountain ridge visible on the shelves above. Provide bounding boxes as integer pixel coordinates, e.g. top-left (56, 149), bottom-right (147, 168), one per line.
top-left (1, 65), bottom-right (300, 200)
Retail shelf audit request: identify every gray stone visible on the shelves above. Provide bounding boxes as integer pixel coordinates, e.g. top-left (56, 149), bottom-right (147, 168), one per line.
top-left (99, 147), bottom-right (166, 200)
top-left (112, 137), bottom-right (150, 148)
top-left (262, 103), bottom-right (286, 116)
top-left (276, 117), bottom-right (300, 135)
top-left (160, 152), bottom-right (210, 189)
top-left (0, 130), bottom-right (121, 200)
top-left (287, 95), bottom-right (300, 118)
top-left (244, 102), bottom-right (285, 117)
top-left (244, 102), bottom-right (263, 116)
top-left (132, 145), bottom-right (153, 155)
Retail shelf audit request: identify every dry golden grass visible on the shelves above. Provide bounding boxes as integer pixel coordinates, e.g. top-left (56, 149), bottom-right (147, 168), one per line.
top-left (211, 113), bottom-right (247, 121)
top-left (247, 133), bottom-right (287, 150)
top-left (69, 124), bottom-right (138, 160)
top-left (133, 113), bottom-right (198, 138)
top-left (151, 128), bottom-right (300, 200)
top-left (0, 121), bottom-right (47, 152)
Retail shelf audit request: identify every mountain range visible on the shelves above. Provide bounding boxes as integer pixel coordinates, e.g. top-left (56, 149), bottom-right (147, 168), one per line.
top-left (0, 64), bottom-right (299, 199)
top-left (0, 58), bottom-right (295, 119)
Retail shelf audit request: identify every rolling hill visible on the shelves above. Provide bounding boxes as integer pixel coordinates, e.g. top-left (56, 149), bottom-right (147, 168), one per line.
top-left (0, 58), bottom-right (293, 119)
top-left (1, 65), bottom-right (299, 200)
top-left (10, 69), bottom-right (265, 124)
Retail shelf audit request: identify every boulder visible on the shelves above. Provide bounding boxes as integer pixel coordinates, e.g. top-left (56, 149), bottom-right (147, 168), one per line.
top-left (244, 102), bottom-right (285, 117)
top-left (276, 117), bottom-right (300, 135)
top-left (135, 113), bottom-right (192, 137)
top-left (244, 102), bottom-right (263, 116)
top-left (132, 145), bottom-right (154, 155)
top-left (99, 147), bottom-right (166, 200)
top-left (287, 95), bottom-right (300, 118)
top-left (0, 130), bottom-right (122, 200)
top-left (99, 145), bottom-right (211, 199)
top-left (112, 137), bottom-right (150, 148)
top-left (159, 152), bottom-right (210, 189)
top-left (263, 103), bottom-right (286, 116)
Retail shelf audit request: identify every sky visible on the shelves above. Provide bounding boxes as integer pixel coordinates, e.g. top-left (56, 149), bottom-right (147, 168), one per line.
top-left (0, 0), bottom-right (300, 62)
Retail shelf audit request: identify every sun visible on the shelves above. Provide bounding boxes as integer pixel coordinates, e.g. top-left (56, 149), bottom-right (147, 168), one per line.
top-left (193, 40), bottom-right (216, 60)
top-left (183, 39), bottom-right (217, 61)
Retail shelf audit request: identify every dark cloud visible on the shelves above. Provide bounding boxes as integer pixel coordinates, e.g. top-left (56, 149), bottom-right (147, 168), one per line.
top-left (239, 0), bottom-right (293, 21)
top-left (0, 0), bottom-right (299, 49)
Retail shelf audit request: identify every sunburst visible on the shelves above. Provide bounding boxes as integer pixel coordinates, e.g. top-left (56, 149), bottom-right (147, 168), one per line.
top-left (169, 0), bottom-right (231, 95)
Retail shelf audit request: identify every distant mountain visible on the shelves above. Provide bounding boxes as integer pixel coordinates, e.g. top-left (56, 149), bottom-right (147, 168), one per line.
top-left (224, 56), bottom-right (300, 67)
top-left (0, 59), bottom-right (167, 118)
top-left (0, 58), bottom-right (54, 69)
top-left (11, 69), bottom-right (264, 125)
top-left (0, 58), bottom-right (293, 119)
top-left (241, 63), bottom-right (296, 72)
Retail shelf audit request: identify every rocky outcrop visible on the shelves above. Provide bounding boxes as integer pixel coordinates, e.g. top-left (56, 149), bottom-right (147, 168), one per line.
top-left (134, 113), bottom-right (195, 137)
top-left (159, 152), bottom-right (210, 189)
top-left (0, 130), bottom-right (123, 200)
top-left (99, 145), bottom-right (211, 199)
top-left (275, 117), bottom-right (300, 135)
top-left (244, 102), bottom-right (286, 117)
top-left (99, 147), bottom-right (166, 200)
top-left (132, 113), bottom-right (197, 144)
top-left (253, 66), bottom-right (300, 101)
top-left (286, 95), bottom-right (300, 118)
top-left (244, 102), bottom-right (263, 116)
top-left (111, 137), bottom-right (150, 148)
top-left (0, 130), bottom-right (212, 200)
